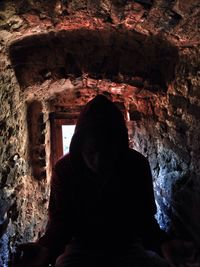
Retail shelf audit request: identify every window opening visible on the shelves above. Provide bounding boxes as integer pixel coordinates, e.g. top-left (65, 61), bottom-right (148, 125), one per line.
top-left (50, 113), bottom-right (76, 167)
top-left (62, 125), bottom-right (75, 154)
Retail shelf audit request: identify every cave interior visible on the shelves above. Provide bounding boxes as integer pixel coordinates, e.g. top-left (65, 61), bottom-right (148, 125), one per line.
top-left (0, 0), bottom-right (200, 265)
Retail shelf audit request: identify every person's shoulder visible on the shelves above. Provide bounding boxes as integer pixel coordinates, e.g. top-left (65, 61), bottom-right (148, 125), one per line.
top-left (54, 153), bottom-right (72, 175)
top-left (128, 148), bottom-right (149, 164)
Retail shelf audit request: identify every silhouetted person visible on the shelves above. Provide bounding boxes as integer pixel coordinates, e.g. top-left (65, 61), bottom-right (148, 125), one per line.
top-left (11, 95), bottom-right (198, 267)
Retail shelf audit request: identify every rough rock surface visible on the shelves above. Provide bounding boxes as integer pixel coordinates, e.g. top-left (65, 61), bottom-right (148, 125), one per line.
top-left (0, 0), bottom-right (199, 265)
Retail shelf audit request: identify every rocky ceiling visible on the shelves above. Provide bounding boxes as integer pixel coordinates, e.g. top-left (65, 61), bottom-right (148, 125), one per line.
top-left (9, 28), bottom-right (179, 92)
top-left (1, 0), bottom-right (199, 96)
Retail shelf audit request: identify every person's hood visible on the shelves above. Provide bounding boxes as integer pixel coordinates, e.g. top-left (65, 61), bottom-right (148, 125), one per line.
top-left (69, 94), bottom-right (129, 164)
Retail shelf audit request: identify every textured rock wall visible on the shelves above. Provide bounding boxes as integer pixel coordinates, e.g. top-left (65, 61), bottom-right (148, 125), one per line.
top-left (128, 45), bottom-right (200, 242)
top-left (0, 0), bottom-right (199, 265)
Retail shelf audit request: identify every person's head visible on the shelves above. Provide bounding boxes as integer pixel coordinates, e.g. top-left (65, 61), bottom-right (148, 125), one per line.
top-left (80, 125), bottom-right (122, 174)
top-left (70, 95), bottom-right (129, 174)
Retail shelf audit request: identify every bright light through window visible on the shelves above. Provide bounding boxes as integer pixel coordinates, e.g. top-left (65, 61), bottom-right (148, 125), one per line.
top-left (62, 125), bottom-right (75, 155)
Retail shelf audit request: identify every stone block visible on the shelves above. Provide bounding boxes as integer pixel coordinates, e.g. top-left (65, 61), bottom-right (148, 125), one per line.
top-left (173, 0), bottom-right (199, 17)
top-left (129, 110), bottom-right (142, 121)
top-left (169, 94), bottom-right (188, 109)
top-left (188, 103), bottom-right (200, 120)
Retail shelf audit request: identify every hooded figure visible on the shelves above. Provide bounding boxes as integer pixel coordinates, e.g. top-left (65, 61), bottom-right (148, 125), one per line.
top-left (36, 95), bottom-right (170, 267)
top-left (11, 96), bottom-right (198, 267)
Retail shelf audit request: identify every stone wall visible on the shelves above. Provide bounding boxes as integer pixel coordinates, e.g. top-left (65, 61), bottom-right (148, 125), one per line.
top-left (128, 45), bottom-right (200, 242)
top-left (0, 0), bottom-right (199, 265)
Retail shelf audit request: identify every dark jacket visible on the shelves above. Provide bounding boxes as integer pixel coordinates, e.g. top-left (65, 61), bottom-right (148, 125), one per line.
top-left (38, 95), bottom-right (169, 261)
